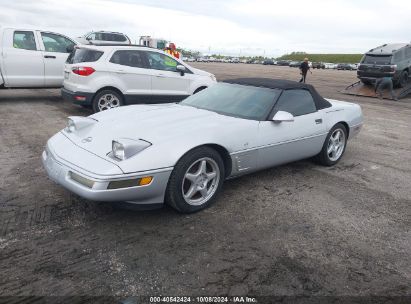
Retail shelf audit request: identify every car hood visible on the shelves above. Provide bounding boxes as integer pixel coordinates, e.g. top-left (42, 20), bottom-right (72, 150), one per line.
top-left (63, 104), bottom-right (227, 159)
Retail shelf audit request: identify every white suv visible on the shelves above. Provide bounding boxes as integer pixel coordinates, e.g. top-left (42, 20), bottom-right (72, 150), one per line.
top-left (62, 45), bottom-right (217, 112)
top-left (76, 31), bottom-right (131, 45)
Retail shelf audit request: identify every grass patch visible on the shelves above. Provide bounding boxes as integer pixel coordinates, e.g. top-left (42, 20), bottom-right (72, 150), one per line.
top-left (277, 54), bottom-right (363, 63)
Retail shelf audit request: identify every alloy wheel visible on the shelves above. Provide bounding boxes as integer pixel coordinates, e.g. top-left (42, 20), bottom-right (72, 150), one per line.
top-left (327, 128), bottom-right (346, 161)
top-left (98, 93), bottom-right (120, 111)
top-left (182, 157), bottom-right (220, 206)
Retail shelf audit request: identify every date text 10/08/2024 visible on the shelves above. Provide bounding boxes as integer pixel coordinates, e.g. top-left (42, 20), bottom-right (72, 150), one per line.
top-left (149, 296), bottom-right (257, 303)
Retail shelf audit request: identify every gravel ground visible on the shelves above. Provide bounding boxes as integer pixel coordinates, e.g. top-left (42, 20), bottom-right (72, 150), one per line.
top-left (0, 64), bottom-right (410, 302)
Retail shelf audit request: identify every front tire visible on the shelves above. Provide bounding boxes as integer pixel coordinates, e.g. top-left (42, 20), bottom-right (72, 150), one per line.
top-left (315, 123), bottom-right (348, 166)
top-left (193, 87), bottom-right (207, 94)
top-left (92, 90), bottom-right (124, 113)
top-left (165, 147), bottom-right (225, 213)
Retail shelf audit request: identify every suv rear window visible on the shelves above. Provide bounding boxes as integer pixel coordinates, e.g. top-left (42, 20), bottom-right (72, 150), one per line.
top-left (362, 55), bottom-right (392, 65)
top-left (66, 48), bottom-right (103, 64)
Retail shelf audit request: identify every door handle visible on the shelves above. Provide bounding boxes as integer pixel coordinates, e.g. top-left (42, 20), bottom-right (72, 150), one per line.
top-left (114, 70), bottom-right (126, 74)
top-left (315, 119), bottom-right (323, 124)
top-left (44, 55), bottom-right (56, 59)
top-left (156, 74), bottom-right (166, 78)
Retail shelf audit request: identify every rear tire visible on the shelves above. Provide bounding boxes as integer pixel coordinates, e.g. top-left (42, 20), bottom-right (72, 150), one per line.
top-left (399, 70), bottom-right (409, 88)
top-left (165, 147), bottom-right (225, 213)
top-left (315, 123), bottom-right (348, 166)
top-left (92, 90), bottom-right (124, 113)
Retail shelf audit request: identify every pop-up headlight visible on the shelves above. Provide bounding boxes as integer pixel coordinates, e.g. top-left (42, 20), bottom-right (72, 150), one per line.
top-left (111, 138), bottom-right (151, 161)
top-left (65, 116), bottom-right (97, 133)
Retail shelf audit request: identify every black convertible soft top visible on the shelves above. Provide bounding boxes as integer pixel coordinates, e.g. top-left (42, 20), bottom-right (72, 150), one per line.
top-left (223, 78), bottom-right (332, 110)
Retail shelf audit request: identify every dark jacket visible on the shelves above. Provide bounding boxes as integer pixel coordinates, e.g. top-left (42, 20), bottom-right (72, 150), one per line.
top-left (300, 61), bottom-right (309, 73)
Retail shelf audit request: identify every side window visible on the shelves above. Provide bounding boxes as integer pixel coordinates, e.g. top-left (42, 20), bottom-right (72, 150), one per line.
top-left (101, 33), bottom-right (111, 41)
top-left (87, 33), bottom-right (96, 40)
top-left (101, 33), bottom-right (120, 41)
top-left (109, 50), bottom-right (147, 68)
top-left (146, 52), bottom-right (179, 72)
top-left (41, 32), bottom-right (75, 53)
top-left (94, 33), bottom-right (103, 41)
top-left (275, 89), bottom-right (317, 116)
top-left (13, 31), bottom-right (37, 51)
top-left (393, 49), bottom-right (405, 62)
top-left (113, 34), bottom-right (127, 42)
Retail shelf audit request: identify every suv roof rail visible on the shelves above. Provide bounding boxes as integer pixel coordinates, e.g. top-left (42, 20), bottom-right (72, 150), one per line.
top-left (87, 43), bottom-right (160, 49)
top-left (95, 30), bottom-right (125, 34)
top-left (367, 43), bottom-right (409, 54)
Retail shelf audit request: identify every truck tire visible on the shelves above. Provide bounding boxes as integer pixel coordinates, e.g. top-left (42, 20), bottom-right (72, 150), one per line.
top-left (399, 71), bottom-right (409, 88)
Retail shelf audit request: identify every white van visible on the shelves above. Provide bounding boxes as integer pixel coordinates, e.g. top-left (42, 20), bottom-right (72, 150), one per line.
top-left (0, 27), bottom-right (76, 88)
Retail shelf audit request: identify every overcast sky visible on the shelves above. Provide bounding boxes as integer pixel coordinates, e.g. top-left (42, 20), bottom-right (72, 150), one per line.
top-left (1, 0), bottom-right (410, 56)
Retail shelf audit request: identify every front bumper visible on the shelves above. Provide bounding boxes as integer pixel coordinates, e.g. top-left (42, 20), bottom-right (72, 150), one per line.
top-left (42, 147), bottom-right (172, 205)
top-left (61, 88), bottom-right (94, 106)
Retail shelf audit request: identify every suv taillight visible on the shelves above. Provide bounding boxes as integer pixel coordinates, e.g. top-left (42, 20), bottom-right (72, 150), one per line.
top-left (72, 67), bottom-right (95, 76)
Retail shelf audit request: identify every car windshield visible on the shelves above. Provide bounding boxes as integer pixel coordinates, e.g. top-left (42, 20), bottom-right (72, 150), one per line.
top-left (363, 55), bottom-right (392, 65)
top-left (180, 83), bottom-right (280, 120)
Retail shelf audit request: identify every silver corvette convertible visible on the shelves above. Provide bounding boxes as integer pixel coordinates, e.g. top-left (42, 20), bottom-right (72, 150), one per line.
top-left (43, 78), bottom-right (363, 213)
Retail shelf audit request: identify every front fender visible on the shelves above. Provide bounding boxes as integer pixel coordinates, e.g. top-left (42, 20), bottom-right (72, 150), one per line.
top-left (189, 78), bottom-right (216, 94)
top-left (115, 119), bottom-right (260, 174)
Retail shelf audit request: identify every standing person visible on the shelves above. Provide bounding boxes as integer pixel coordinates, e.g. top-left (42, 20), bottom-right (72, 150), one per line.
top-left (164, 43), bottom-right (180, 59)
top-left (299, 58), bottom-right (312, 83)
top-left (375, 76), bottom-right (398, 101)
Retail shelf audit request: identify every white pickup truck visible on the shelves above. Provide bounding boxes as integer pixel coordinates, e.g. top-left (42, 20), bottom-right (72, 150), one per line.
top-left (0, 27), bottom-right (76, 88)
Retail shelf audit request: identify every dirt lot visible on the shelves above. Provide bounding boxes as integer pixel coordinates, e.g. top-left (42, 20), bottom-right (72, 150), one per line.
top-left (0, 64), bottom-right (410, 301)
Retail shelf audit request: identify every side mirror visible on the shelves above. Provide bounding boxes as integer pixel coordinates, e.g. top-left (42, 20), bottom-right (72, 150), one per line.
top-left (271, 111), bottom-right (294, 122)
top-left (176, 65), bottom-right (186, 75)
top-left (86, 36), bottom-right (92, 41)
